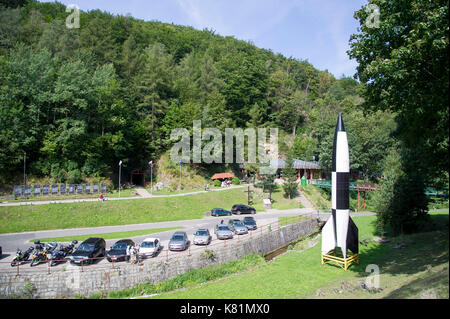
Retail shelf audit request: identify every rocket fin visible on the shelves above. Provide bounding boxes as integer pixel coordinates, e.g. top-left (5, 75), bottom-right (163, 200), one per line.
top-left (346, 217), bottom-right (359, 255)
top-left (321, 215), bottom-right (336, 255)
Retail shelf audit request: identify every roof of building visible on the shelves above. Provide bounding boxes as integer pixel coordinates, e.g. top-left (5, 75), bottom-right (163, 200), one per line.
top-left (211, 172), bottom-right (235, 180)
top-left (240, 159), bottom-right (321, 169)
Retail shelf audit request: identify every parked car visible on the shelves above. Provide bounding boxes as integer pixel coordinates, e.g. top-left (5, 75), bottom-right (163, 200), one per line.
top-left (211, 208), bottom-right (232, 217)
top-left (139, 238), bottom-right (162, 258)
top-left (168, 231), bottom-right (189, 251)
top-left (106, 239), bottom-right (135, 262)
top-left (214, 224), bottom-right (234, 240)
top-left (243, 216), bottom-right (257, 230)
top-left (231, 204), bottom-right (256, 215)
top-left (193, 229), bottom-right (212, 245)
top-left (69, 237), bottom-right (106, 264)
top-left (228, 219), bottom-right (249, 235)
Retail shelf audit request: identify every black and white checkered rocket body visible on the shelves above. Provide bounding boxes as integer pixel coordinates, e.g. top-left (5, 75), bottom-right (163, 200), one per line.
top-left (321, 113), bottom-right (358, 258)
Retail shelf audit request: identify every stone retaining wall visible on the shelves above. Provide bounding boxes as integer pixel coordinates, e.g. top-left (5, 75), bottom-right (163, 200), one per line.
top-left (0, 219), bottom-right (317, 298)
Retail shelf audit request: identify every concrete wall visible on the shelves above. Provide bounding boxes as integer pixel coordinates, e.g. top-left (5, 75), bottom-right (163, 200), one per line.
top-left (0, 219), bottom-right (317, 298)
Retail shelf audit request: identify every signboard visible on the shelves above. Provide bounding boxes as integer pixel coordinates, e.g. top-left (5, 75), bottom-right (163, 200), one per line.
top-left (33, 185), bottom-right (41, 196)
top-left (24, 186), bottom-right (31, 196)
top-left (93, 183), bottom-right (99, 193)
top-left (85, 184), bottom-right (91, 193)
top-left (51, 184), bottom-right (59, 195)
top-left (68, 184), bottom-right (75, 194)
top-left (100, 183), bottom-right (106, 193)
top-left (76, 184), bottom-right (83, 194)
top-left (60, 184), bottom-right (66, 195)
top-left (42, 185), bottom-right (49, 195)
top-left (14, 186), bottom-right (22, 197)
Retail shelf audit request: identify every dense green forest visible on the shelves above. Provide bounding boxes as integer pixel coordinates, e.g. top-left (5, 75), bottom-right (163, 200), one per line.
top-left (0, 0), bottom-right (398, 185)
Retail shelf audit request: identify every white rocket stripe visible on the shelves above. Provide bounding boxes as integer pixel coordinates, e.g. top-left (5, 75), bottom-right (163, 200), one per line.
top-left (331, 172), bottom-right (336, 209)
top-left (335, 131), bottom-right (349, 172)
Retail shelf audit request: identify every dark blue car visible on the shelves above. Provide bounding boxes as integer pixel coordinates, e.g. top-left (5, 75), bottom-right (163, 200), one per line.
top-left (211, 208), bottom-right (232, 217)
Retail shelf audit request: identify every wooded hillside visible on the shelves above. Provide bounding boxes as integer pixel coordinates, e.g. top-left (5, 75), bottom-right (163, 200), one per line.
top-left (0, 0), bottom-right (396, 185)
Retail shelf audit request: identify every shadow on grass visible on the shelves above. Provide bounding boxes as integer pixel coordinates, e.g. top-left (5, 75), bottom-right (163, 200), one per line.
top-left (347, 213), bottom-right (449, 284)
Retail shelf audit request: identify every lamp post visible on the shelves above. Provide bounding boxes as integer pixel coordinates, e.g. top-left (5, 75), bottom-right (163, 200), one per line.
top-left (149, 160), bottom-right (153, 195)
top-left (179, 161), bottom-right (181, 190)
top-left (23, 151), bottom-right (26, 197)
top-left (118, 160), bottom-right (122, 198)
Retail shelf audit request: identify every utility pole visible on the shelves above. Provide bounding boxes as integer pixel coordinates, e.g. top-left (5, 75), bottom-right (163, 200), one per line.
top-left (118, 160), bottom-right (122, 198)
top-left (149, 160), bottom-right (153, 195)
top-left (23, 151), bottom-right (26, 198)
top-left (244, 185), bottom-right (253, 205)
top-left (179, 161), bottom-right (182, 190)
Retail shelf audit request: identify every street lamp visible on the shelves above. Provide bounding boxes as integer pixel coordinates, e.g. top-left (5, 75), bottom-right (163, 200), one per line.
top-left (179, 161), bottom-right (181, 190)
top-left (23, 151), bottom-right (26, 197)
top-left (149, 160), bottom-right (153, 195)
top-left (118, 160), bottom-right (122, 198)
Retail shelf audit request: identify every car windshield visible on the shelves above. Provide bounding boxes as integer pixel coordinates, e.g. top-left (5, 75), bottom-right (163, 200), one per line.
top-left (213, 208), bottom-right (222, 212)
top-left (234, 221), bottom-right (245, 227)
top-left (112, 242), bottom-right (127, 250)
top-left (77, 243), bottom-right (95, 252)
top-left (140, 241), bottom-right (154, 248)
top-left (172, 235), bottom-right (185, 241)
top-left (244, 217), bottom-right (255, 222)
top-left (196, 230), bottom-right (208, 236)
top-left (217, 226), bottom-right (229, 231)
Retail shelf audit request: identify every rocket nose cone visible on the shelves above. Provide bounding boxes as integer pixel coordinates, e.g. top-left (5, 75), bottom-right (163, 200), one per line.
top-left (336, 112), bottom-right (346, 132)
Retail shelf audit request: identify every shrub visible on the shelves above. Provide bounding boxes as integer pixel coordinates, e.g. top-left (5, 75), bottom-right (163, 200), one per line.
top-left (213, 179), bottom-right (221, 187)
top-left (232, 177), bottom-right (240, 185)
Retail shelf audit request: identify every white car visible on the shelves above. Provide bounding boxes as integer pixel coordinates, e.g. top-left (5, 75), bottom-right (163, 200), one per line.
top-left (138, 238), bottom-right (161, 258)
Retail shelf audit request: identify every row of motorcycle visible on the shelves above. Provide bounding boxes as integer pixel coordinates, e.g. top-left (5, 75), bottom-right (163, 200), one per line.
top-left (10, 240), bottom-right (78, 267)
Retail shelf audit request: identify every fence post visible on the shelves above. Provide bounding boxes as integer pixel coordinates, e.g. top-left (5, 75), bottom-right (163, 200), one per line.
top-left (166, 249), bottom-right (168, 262)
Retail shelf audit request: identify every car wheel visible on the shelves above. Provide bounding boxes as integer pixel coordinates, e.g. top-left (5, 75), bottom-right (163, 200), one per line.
top-left (252, 210), bottom-right (256, 214)
top-left (237, 210), bottom-right (241, 215)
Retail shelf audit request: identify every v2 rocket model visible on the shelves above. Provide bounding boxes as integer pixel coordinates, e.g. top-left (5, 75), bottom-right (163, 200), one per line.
top-left (321, 113), bottom-right (358, 258)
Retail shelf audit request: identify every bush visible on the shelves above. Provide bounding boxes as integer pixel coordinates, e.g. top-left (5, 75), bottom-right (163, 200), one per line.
top-left (232, 177), bottom-right (240, 185)
top-left (213, 179), bottom-right (221, 187)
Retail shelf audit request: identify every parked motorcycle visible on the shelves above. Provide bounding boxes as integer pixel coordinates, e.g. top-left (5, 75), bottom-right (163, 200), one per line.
top-left (10, 247), bottom-right (34, 267)
top-left (30, 241), bottom-right (57, 267)
top-left (48, 240), bottom-right (78, 267)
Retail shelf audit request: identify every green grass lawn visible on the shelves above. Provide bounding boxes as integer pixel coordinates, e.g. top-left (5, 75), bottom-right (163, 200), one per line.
top-left (301, 185), bottom-right (330, 209)
top-left (0, 188), bottom-right (248, 234)
top-left (148, 212), bottom-right (449, 299)
top-left (252, 187), bottom-right (303, 211)
top-left (30, 226), bottom-right (182, 243)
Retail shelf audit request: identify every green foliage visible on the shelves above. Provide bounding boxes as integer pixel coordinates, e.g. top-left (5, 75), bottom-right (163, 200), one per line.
top-left (231, 177), bottom-right (240, 185)
top-left (348, 0), bottom-right (449, 179)
top-left (375, 147), bottom-right (430, 235)
top-left (213, 179), bottom-right (221, 187)
top-left (282, 158), bottom-right (298, 199)
top-left (0, 0), bottom-right (397, 188)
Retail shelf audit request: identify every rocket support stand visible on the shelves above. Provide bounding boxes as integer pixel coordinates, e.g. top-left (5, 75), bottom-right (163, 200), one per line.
top-left (321, 249), bottom-right (359, 271)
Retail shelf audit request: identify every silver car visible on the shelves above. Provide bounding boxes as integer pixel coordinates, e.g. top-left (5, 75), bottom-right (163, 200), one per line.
top-left (215, 224), bottom-right (233, 240)
top-left (168, 231), bottom-right (189, 251)
top-left (193, 229), bottom-right (212, 245)
top-left (228, 219), bottom-right (249, 235)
